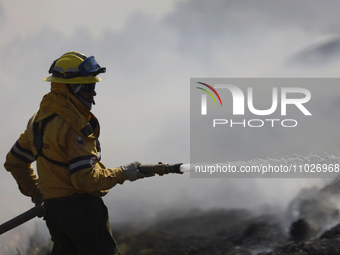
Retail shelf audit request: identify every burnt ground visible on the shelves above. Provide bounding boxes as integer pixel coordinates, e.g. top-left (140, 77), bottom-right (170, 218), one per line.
top-left (16, 207), bottom-right (340, 255)
top-left (112, 207), bottom-right (340, 255)
top-left (104, 177), bottom-right (340, 255)
top-left (112, 208), bottom-right (288, 255)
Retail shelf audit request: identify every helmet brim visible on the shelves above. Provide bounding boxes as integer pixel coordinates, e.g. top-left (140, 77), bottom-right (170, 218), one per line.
top-left (44, 75), bottom-right (101, 84)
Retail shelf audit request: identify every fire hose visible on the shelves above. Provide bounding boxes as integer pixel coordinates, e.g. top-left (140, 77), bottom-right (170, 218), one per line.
top-left (0, 162), bottom-right (183, 235)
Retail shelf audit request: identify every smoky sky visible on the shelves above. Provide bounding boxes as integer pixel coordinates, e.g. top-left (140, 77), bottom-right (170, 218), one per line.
top-left (0, 3), bottom-right (4, 28)
top-left (1, 0), bottom-right (340, 235)
top-left (167, 0), bottom-right (340, 35)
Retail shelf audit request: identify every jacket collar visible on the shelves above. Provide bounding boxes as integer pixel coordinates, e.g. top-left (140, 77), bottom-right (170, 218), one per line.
top-left (38, 82), bottom-right (99, 140)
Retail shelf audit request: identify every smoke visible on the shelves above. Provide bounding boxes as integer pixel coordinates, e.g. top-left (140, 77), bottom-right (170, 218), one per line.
top-left (289, 37), bottom-right (340, 65)
top-left (287, 177), bottom-right (340, 241)
top-left (0, 4), bottom-right (4, 30)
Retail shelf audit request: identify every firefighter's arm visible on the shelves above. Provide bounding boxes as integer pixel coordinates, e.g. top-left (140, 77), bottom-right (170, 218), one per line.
top-left (67, 132), bottom-right (127, 192)
top-left (71, 160), bottom-right (127, 192)
top-left (4, 131), bottom-right (42, 199)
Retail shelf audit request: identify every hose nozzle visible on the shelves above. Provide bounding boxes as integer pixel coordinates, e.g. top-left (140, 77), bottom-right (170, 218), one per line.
top-left (138, 162), bottom-right (183, 176)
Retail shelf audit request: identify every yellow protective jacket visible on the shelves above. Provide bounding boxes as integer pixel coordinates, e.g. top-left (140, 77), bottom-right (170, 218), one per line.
top-left (4, 83), bottom-right (126, 199)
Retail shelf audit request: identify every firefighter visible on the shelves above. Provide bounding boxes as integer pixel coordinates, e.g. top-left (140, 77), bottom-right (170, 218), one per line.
top-left (4, 52), bottom-right (154, 254)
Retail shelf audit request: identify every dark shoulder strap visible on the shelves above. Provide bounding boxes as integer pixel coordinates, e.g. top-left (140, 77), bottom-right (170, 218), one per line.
top-left (33, 113), bottom-right (57, 157)
top-left (33, 113), bottom-right (69, 167)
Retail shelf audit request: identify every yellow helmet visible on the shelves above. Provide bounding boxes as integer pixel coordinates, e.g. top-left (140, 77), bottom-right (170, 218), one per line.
top-left (44, 52), bottom-right (106, 84)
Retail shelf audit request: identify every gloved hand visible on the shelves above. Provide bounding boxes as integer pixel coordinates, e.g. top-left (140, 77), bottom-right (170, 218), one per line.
top-left (32, 193), bottom-right (44, 205)
top-left (122, 161), bottom-right (155, 182)
top-left (32, 194), bottom-right (44, 218)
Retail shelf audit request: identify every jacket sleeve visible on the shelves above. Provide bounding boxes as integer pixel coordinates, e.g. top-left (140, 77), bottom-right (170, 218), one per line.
top-left (4, 130), bottom-right (42, 199)
top-left (67, 132), bottom-right (126, 193)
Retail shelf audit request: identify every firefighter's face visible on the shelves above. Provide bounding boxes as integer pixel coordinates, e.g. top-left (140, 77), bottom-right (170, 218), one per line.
top-left (78, 83), bottom-right (96, 103)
